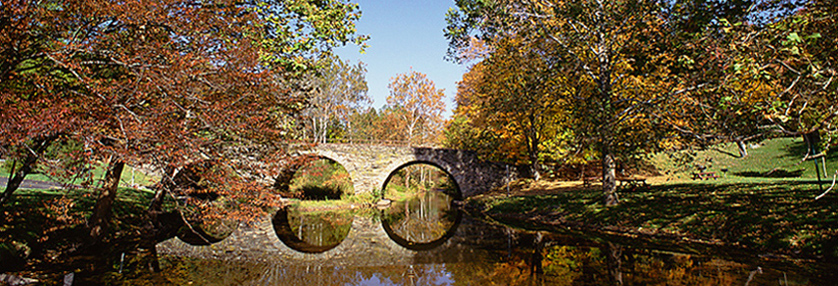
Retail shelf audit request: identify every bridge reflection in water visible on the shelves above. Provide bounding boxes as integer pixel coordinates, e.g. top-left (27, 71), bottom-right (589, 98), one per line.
top-left (158, 191), bottom-right (467, 267)
top-left (155, 191), bottom-right (835, 285)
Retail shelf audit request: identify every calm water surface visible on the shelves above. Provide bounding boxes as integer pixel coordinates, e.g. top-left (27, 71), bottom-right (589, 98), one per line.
top-left (79, 191), bottom-right (838, 285)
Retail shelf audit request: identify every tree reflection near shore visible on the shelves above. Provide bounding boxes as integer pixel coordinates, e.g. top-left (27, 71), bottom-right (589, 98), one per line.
top-left (381, 191), bottom-right (459, 249)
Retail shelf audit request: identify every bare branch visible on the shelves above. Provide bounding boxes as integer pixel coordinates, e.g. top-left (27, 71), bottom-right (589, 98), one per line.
top-left (815, 170), bottom-right (838, 200)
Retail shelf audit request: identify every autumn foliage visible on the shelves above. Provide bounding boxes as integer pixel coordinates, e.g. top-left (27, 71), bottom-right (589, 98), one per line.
top-left (1, 0), bottom-right (367, 240)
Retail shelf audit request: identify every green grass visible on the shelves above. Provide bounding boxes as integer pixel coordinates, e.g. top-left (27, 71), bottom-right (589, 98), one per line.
top-left (474, 182), bottom-right (838, 258)
top-left (473, 137), bottom-right (838, 258)
top-left (650, 137), bottom-right (837, 182)
top-left (1, 161), bottom-right (160, 189)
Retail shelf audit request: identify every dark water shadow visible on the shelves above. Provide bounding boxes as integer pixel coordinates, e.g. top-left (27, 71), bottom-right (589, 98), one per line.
top-left (176, 222), bottom-right (233, 246)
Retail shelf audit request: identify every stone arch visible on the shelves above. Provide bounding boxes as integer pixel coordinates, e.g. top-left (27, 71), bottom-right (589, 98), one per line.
top-left (380, 160), bottom-right (463, 200)
top-left (274, 154), bottom-right (355, 198)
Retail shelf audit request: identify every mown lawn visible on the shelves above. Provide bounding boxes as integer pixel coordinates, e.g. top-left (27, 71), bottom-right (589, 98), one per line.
top-left (475, 136), bottom-right (838, 259)
top-left (477, 182), bottom-right (838, 255)
top-left (650, 137), bottom-right (837, 182)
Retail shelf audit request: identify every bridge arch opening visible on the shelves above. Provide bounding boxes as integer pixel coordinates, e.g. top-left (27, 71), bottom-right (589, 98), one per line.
top-left (278, 155), bottom-right (354, 200)
top-left (381, 161), bottom-right (462, 200)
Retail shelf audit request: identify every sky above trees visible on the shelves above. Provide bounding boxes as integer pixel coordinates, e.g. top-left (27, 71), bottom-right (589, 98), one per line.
top-left (335, 0), bottom-right (463, 116)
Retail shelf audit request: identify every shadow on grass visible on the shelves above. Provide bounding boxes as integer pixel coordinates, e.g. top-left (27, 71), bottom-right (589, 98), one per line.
top-left (1, 188), bottom-right (156, 272)
top-left (482, 181), bottom-right (838, 259)
top-left (734, 169), bottom-right (804, 178)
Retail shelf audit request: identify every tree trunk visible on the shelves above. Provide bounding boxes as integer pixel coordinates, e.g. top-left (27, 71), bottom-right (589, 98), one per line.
top-left (605, 242), bottom-right (623, 285)
top-left (526, 112), bottom-right (541, 181)
top-left (0, 157), bottom-right (36, 207)
top-left (529, 132), bottom-right (540, 181)
top-left (530, 157), bottom-right (540, 181)
top-left (320, 115), bottom-right (329, 143)
top-left (531, 232), bottom-right (544, 275)
top-left (0, 135), bottom-right (57, 207)
top-left (736, 140), bottom-right (748, 158)
top-left (602, 148), bottom-right (618, 206)
top-left (405, 169), bottom-right (411, 190)
top-left (88, 157), bottom-right (125, 242)
top-left (140, 187), bottom-right (170, 272)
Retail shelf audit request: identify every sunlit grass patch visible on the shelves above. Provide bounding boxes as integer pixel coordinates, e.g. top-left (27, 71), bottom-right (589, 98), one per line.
top-left (651, 137), bottom-right (837, 183)
top-left (473, 180), bottom-right (838, 258)
top-left (1, 161), bottom-right (160, 189)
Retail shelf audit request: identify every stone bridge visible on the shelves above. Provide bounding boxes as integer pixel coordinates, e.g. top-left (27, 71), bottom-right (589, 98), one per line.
top-left (282, 144), bottom-right (522, 198)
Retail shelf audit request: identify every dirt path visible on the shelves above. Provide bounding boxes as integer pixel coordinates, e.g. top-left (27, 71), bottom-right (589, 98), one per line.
top-left (0, 177), bottom-right (78, 190)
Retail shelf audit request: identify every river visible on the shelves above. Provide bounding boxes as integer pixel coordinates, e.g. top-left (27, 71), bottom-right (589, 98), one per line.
top-left (72, 191), bottom-right (838, 285)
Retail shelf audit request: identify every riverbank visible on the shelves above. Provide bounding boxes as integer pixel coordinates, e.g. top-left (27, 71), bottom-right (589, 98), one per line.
top-left (466, 178), bottom-right (838, 260)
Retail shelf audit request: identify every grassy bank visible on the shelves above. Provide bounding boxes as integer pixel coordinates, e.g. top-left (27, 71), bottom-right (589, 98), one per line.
top-left (471, 181), bottom-right (838, 258)
top-left (471, 137), bottom-right (838, 258)
top-left (1, 161), bottom-right (160, 189)
top-left (650, 137), bottom-right (837, 182)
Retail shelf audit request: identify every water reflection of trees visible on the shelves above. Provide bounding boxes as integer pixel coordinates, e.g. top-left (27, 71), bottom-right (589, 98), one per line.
top-left (135, 215), bottom-right (825, 285)
top-left (287, 209), bottom-right (353, 247)
top-left (272, 207), bottom-right (353, 253)
top-left (445, 238), bottom-right (784, 286)
top-left (382, 191), bottom-right (458, 245)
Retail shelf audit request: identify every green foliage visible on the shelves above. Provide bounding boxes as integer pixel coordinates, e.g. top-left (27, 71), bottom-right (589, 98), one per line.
top-left (289, 158), bottom-right (352, 200)
top-left (254, 0), bottom-right (369, 71)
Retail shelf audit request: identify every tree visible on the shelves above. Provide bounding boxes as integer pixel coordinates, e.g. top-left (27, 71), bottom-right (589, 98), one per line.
top-left (646, 0), bottom-right (832, 162)
top-left (386, 70), bottom-right (447, 146)
top-left (733, 0), bottom-right (837, 143)
top-left (446, 35), bottom-right (571, 179)
top-left (0, 1), bottom-right (88, 207)
top-left (0, 0), bottom-right (367, 243)
top-left (301, 55), bottom-right (369, 143)
top-left (345, 107), bottom-right (384, 143)
top-left (629, 0), bottom-right (788, 158)
top-left (724, 0), bottom-right (837, 193)
top-left (447, 0), bottom-right (688, 205)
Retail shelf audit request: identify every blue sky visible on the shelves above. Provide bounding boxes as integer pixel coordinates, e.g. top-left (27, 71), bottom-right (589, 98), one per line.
top-left (334, 0), bottom-right (466, 118)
